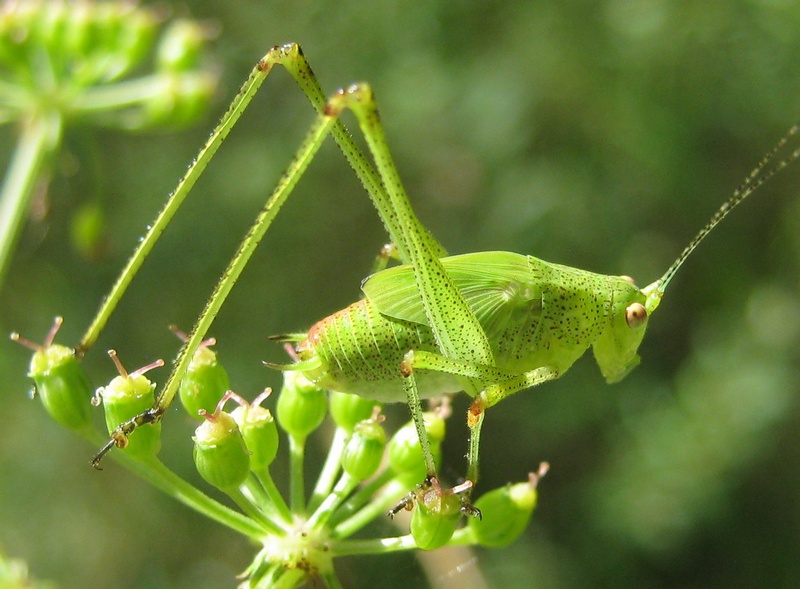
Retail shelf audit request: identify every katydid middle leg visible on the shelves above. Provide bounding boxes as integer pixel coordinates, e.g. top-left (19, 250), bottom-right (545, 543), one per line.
top-left (402, 349), bottom-right (559, 485)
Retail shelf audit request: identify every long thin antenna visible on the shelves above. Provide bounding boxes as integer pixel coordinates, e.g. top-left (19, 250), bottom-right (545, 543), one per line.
top-left (650, 124), bottom-right (800, 300)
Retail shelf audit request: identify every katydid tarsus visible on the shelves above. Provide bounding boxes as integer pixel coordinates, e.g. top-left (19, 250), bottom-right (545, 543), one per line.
top-left (84, 44), bottom-right (800, 516)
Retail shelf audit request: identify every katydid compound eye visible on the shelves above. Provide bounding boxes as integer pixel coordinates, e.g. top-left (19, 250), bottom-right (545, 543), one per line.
top-left (625, 303), bottom-right (647, 328)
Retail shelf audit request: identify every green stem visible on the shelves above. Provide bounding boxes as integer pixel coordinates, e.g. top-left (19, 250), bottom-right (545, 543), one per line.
top-left (133, 456), bottom-right (264, 539)
top-left (72, 74), bottom-right (175, 112)
top-left (225, 486), bottom-right (285, 536)
top-left (322, 571), bottom-right (344, 589)
top-left (255, 468), bottom-right (293, 525)
top-left (330, 534), bottom-right (418, 557)
top-left (308, 426), bottom-right (347, 512)
top-left (0, 110), bottom-right (62, 287)
top-left (82, 429), bottom-right (262, 539)
top-left (306, 472), bottom-right (358, 529)
top-left (242, 474), bottom-right (292, 529)
top-left (289, 434), bottom-right (306, 514)
top-left (447, 526), bottom-right (479, 547)
top-left (331, 477), bottom-right (405, 539)
top-left (327, 467), bottom-right (395, 529)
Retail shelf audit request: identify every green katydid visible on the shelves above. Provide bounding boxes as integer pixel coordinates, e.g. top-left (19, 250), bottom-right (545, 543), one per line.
top-left (85, 44), bottom-right (799, 515)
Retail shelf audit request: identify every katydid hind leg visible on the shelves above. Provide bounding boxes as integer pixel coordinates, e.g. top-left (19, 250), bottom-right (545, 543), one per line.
top-left (91, 45), bottom-right (501, 495)
top-left (89, 46), bottom-right (416, 464)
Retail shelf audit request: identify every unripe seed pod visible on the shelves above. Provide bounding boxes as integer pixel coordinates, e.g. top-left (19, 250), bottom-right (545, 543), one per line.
top-left (29, 344), bottom-right (93, 430)
top-left (97, 351), bottom-right (162, 460)
top-left (143, 72), bottom-right (215, 128)
top-left (469, 463), bottom-right (548, 547)
top-left (341, 410), bottom-right (386, 481)
top-left (231, 393), bottom-right (279, 471)
top-left (178, 341), bottom-right (230, 419)
top-left (276, 371), bottom-right (327, 439)
top-left (193, 410), bottom-right (250, 490)
top-left (388, 411), bottom-right (444, 485)
top-left (156, 20), bottom-right (207, 73)
top-left (329, 391), bottom-right (378, 433)
top-left (112, 8), bottom-right (157, 77)
top-left (11, 318), bottom-right (93, 431)
top-left (70, 202), bottom-right (108, 261)
top-left (410, 486), bottom-right (462, 551)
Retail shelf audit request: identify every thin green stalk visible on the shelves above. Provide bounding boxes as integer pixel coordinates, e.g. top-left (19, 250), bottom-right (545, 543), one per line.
top-left (327, 467), bottom-right (395, 530)
top-left (329, 534), bottom-right (418, 557)
top-left (242, 474), bottom-right (291, 528)
top-left (225, 486), bottom-right (285, 536)
top-left (289, 434), bottom-right (307, 514)
top-left (72, 75), bottom-right (180, 112)
top-left (254, 468), bottom-right (293, 524)
top-left (332, 478), bottom-right (406, 539)
top-left (308, 426), bottom-right (347, 512)
top-left (306, 473), bottom-right (359, 529)
top-left (272, 568), bottom-right (308, 589)
top-left (322, 571), bottom-right (344, 589)
top-left (82, 429), bottom-right (262, 539)
top-left (0, 110), bottom-right (62, 287)
top-left (133, 456), bottom-right (264, 539)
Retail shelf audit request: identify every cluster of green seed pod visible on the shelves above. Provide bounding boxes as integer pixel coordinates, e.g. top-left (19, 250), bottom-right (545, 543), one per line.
top-left (0, 0), bottom-right (217, 129)
top-left (13, 323), bottom-right (545, 585)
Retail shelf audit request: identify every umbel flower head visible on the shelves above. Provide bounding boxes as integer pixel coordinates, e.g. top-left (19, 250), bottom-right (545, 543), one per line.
top-left (0, 0), bottom-right (218, 129)
top-left (14, 321), bottom-right (548, 588)
top-left (0, 0), bottom-right (218, 284)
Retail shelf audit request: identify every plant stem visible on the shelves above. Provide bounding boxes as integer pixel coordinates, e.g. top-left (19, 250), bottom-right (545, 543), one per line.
top-left (289, 434), bottom-right (306, 514)
top-left (308, 426), bottom-right (347, 511)
top-left (255, 468), bottom-right (293, 525)
top-left (0, 110), bottom-right (62, 287)
top-left (82, 428), bottom-right (262, 539)
top-left (226, 486), bottom-right (285, 536)
top-left (329, 535), bottom-right (417, 557)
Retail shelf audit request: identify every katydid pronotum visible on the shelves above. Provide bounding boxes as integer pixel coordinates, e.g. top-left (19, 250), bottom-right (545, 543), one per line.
top-left (83, 44), bottom-right (800, 516)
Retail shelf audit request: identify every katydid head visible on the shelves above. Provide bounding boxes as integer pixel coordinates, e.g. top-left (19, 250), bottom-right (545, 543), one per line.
top-left (593, 276), bottom-right (650, 383)
top-left (596, 124), bottom-right (800, 384)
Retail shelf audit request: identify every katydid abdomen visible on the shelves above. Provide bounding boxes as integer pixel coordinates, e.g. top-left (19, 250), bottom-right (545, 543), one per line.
top-left (288, 251), bottom-right (650, 402)
top-left (296, 297), bottom-right (461, 402)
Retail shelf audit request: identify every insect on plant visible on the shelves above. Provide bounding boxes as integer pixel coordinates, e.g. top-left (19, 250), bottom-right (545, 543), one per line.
top-left (77, 43), bottom-right (799, 521)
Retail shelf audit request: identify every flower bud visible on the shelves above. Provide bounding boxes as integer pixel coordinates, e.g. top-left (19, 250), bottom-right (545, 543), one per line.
top-left (96, 351), bottom-right (162, 460)
top-left (388, 411), bottom-right (444, 486)
top-left (341, 410), bottom-right (386, 481)
top-left (468, 463), bottom-right (548, 547)
top-left (276, 371), bottom-right (327, 440)
top-left (329, 391), bottom-right (378, 433)
top-left (143, 72), bottom-right (216, 128)
top-left (70, 202), bottom-right (108, 261)
top-left (178, 341), bottom-right (230, 419)
top-left (231, 392), bottom-right (279, 471)
top-left (193, 410), bottom-right (250, 490)
top-left (11, 318), bottom-right (93, 431)
top-left (156, 20), bottom-right (207, 73)
top-left (410, 485), bottom-right (462, 551)
top-left (95, 3), bottom-right (157, 78)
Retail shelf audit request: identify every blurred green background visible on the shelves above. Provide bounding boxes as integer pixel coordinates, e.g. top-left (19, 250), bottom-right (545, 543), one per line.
top-left (3, 1), bottom-right (800, 587)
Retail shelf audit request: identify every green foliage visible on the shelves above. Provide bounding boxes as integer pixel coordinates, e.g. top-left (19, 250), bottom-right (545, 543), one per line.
top-left (4, 1), bottom-right (800, 588)
top-left (0, 0), bottom-right (218, 286)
